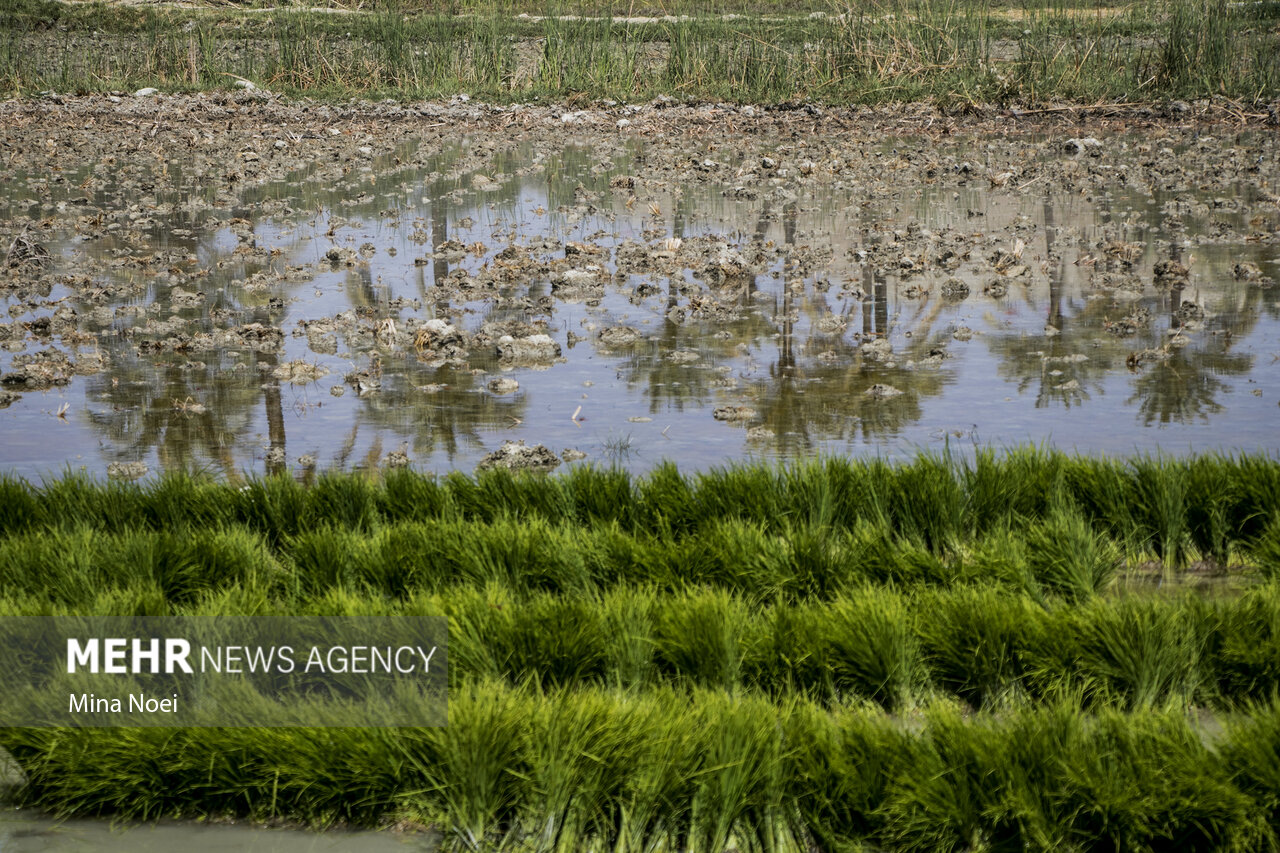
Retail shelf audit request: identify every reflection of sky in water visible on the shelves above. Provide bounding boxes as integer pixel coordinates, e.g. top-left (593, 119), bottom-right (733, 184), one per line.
top-left (1, 134), bottom-right (1278, 480)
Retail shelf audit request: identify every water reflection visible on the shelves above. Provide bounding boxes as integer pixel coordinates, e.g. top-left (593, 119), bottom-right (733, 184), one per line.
top-left (1, 131), bottom-right (1278, 479)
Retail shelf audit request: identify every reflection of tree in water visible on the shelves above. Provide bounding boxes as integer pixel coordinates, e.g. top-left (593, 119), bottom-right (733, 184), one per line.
top-left (1127, 346), bottom-right (1250, 425)
top-left (343, 365), bottom-right (529, 466)
top-left (984, 201), bottom-right (1101, 409)
top-left (85, 358), bottom-right (264, 478)
top-left (983, 203), bottom-right (1266, 424)
top-left (75, 207), bottom-right (296, 476)
top-left (738, 201), bottom-right (953, 451)
top-left (748, 282), bottom-right (952, 454)
top-left (612, 192), bottom-right (774, 412)
top-left (1125, 270), bottom-right (1258, 426)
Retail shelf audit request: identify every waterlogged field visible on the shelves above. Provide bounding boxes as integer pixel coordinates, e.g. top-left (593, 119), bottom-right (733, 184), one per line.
top-left (0, 99), bottom-right (1278, 479)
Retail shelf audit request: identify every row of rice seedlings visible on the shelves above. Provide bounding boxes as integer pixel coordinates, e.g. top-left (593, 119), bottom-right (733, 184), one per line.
top-left (443, 584), bottom-right (1280, 710)
top-left (3, 450), bottom-right (1278, 567)
top-left (5, 682), bottom-right (1280, 849)
top-left (0, 513), bottom-right (1115, 605)
top-left (6, 582), bottom-right (1279, 711)
top-left (4, 507), bottom-right (1278, 609)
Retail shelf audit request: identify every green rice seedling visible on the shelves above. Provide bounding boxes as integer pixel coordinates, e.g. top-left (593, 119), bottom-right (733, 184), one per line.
top-left (985, 702), bottom-right (1086, 850)
top-left (961, 446), bottom-right (1065, 535)
top-left (1211, 583), bottom-right (1280, 703)
top-left (231, 474), bottom-right (307, 549)
top-left (285, 527), bottom-right (364, 596)
top-left (916, 586), bottom-right (1042, 709)
top-left (605, 688), bottom-right (704, 853)
top-left (443, 584), bottom-right (511, 684)
top-left (748, 600), bottom-right (834, 699)
top-left (784, 522), bottom-right (859, 599)
top-left (1220, 702), bottom-right (1280, 833)
top-left (561, 464), bottom-right (636, 529)
top-left (681, 519), bottom-right (792, 598)
top-left (1130, 455), bottom-right (1191, 570)
top-left (838, 519), bottom-right (952, 587)
top-left (1186, 453), bottom-right (1236, 567)
top-left (181, 526), bottom-right (281, 599)
top-left (840, 518), bottom-right (912, 585)
top-left (464, 517), bottom-right (593, 594)
top-left (496, 594), bottom-right (610, 687)
top-left (825, 588), bottom-right (923, 710)
top-left (1025, 507), bottom-right (1118, 601)
top-left (1254, 518), bottom-right (1280, 581)
top-left (580, 521), bottom-right (665, 589)
top-left (786, 702), bottom-right (913, 850)
top-left (446, 586), bottom-right (609, 686)
top-left (955, 525), bottom-right (1037, 595)
top-left (37, 470), bottom-right (144, 532)
top-left (686, 692), bottom-right (792, 853)
top-left (481, 467), bottom-right (572, 524)
top-left (878, 703), bottom-right (1013, 851)
top-left (7, 683), bottom-right (1280, 844)
top-left (398, 681), bottom-right (530, 846)
top-left (634, 461), bottom-right (698, 536)
top-left (1066, 596), bottom-right (1207, 709)
top-left (303, 471), bottom-right (381, 533)
top-left (0, 474), bottom-right (37, 535)
top-left (599, 586), bottom-right (658, 689)
top-left (110, 529), bottom-right (203, 604)
top-left (517, 688), bottom-right (643, 852)
top-left (779, 458), bottom-right (840, 531)
top-left (0, 526), bottom-right (100, 604)
top-left (379, 517), bottom-right (590, 593)
top-left (378, 468), bottom-right (452, 523)
top-left (1231, 455), bottom-right (1280, 540)
top-left (692, 465), bottom-right (784, 530)
top-left (438, 470), bottom-right (491, 522)
top-left (140, 471), bottom-right (238, 531)
top-left (369, 518), bottom-right (593, 596)
top-left (1053, 706), bottom-right (1269, 851)
top-left (887, 452), bottom-right (964, 555)
top-left (654, 588), bottom-right (754, 691)
top-left (355, 524), bottom-right (425, 598)
top-left (1060, 455), bottom-right (1137, 545)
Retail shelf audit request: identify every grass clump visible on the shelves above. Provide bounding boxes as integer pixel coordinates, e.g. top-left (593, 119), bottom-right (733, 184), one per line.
top-left (0, 0), bottom-right (1276, 104)
top-left (5, 685), bottom-right (1279, 849)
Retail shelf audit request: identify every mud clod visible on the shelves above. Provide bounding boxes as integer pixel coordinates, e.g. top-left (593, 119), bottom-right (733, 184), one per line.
top-left (106, 461), bottom-right (148, 480)
top-left (713, 404), bottom-right (757, 422)
top-left (496, 334), bottom-right (561, 365)
top-left (866, 384), bottom-right (904, 399)
top-left (477, 440), bottom-right (561, 471)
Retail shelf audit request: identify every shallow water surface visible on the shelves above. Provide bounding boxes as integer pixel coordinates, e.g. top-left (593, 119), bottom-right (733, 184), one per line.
top-left (2, 127), bottom-right (1277, 479)
top-left (0, 809), bottom-right (429, 852)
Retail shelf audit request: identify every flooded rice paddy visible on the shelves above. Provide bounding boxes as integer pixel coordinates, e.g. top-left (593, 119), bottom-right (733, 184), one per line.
top-left (2, 98), bottom-right (1278, 479)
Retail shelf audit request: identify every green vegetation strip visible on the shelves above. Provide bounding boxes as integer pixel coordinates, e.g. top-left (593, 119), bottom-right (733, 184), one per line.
top-left (4, 450), bottom-right (1280, 847)
top-left (3, 450), bottom-right (1277, 570)
top-left (1, 0), bottom-right (1276, 104)
top-left (6, 683), bottom-right (1280, 849)
top-left (4, 583), bottom-right (1280, 710)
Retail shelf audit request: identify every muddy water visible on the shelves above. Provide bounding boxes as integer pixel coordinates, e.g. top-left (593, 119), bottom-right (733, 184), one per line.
top-left (2, 120), bottom-right (1278, 479)
top-left (0, 809), bottom-right (431, 852)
